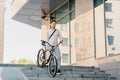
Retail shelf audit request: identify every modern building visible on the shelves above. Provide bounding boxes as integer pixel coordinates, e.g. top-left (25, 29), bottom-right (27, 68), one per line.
top-left (9, 0), bottom-right (120, 79)
top-left (0, 0), bottom-right (4, 63)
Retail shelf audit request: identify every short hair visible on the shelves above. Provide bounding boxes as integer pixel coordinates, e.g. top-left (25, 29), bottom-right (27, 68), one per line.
top-left (50, 20), bottom-right (56, 23)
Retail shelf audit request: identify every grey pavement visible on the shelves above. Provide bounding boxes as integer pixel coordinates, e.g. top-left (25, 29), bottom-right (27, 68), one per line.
top-left (0, 64), bottom-right (117, 80)
top-left (0, 66), bottom-right (24, 80)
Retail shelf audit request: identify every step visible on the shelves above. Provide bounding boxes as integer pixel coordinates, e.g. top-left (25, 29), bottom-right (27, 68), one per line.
top-left (22, 65), bottom-right (100, 73)
top-left (22, 67), bottom-right (106, 77)
top-left (21, 65), bottom-right (117, 80)
top-left (24, 77), bottom-right (106, 80)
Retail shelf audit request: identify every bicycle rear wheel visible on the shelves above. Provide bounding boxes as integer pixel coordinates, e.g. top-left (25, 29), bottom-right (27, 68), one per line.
top-left (48, 55), bottom-right (58, 77)
top-left (37, 49), bottom-right (46, 67)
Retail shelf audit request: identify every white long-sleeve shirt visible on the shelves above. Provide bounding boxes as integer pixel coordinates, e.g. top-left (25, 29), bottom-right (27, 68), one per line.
top-left (47, 29), bottom-right (62, 46)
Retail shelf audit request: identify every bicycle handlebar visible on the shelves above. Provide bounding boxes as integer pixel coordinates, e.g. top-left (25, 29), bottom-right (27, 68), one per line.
top-left (41, 40), bottom-right (61, 47)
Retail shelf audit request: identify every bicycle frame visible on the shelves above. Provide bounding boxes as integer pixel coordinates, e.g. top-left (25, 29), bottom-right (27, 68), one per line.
top-left (38, 40), bottom-right (61, 77)
top-left (41, 40), bottom-right (61, 63)
top-left (41, 40), bottom-right (60, 52)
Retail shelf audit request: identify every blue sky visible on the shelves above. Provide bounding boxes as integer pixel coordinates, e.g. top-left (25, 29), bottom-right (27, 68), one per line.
top-left (3, 0), bottom-right (41, 63)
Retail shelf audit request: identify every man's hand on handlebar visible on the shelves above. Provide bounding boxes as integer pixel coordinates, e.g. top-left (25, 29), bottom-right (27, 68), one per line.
top-left (59, 40), bottom-right (63, 44)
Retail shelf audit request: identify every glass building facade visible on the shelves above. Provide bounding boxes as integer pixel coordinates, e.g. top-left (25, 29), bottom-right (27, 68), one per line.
top-left (94, 0), bottom-right (120, 58)
top-left (50, 0), bottom-right (75, 65)
top-left (43, 0), bottom-right (120, 65)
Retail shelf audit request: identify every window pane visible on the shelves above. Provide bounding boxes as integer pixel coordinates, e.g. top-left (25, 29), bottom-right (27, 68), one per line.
top-left (62, 38), bottom-right (68, 46)
top-left (56, 2), bottom-right (69, 20)
top-left (108, 36), bottom-right (114, 45)
top-left (62, 53), bottom-right (68, 63)
top-left (50, 0), bottom-right (75, 65)
top-left (60, 24), bottom-right (68, 31)
top-left (106, 19), bottom-right (113, 27)
top-left (94, 0), bottom-right (103, 7)
top-left (105, 3), bottom-right (112, 12)
top-left (69, 0), bottom-right (75, 10)
top-left (70, 10), bottom-right (75, 21)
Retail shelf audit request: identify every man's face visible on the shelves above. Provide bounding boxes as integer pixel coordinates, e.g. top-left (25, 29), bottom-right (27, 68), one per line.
top-left (51, 22), bottom-right (56, 28)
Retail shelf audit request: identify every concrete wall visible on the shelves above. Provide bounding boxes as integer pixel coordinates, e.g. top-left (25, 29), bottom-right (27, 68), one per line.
top-left (96, 55), bottom-right (120, 80)
top-left (75, 0), bottom-right (95, 66)
top-left (11, 0), bottom-right (28, 17)
top-left (94, 3), bottom-right (106, 58)
top-left (0, 0), bottom-right (4, 63)
top-left (75, 1), bottom-right (120, 79)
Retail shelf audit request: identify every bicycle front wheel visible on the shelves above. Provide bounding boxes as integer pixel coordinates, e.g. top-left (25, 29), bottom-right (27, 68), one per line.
top-left (37, 48), bottom-right (45, 67)
top-left (48, 55), bottom-right (58, 77)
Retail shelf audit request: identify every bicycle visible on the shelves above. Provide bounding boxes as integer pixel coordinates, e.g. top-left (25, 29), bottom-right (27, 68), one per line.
top-left (37, 40), bottom-right (61, 77)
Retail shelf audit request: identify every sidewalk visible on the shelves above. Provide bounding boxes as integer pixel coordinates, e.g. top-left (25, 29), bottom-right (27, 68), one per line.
top-left (0, 64), bottom-right (26, 80)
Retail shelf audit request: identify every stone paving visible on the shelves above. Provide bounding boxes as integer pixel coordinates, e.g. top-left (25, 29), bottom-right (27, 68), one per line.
top-left (21, 65), bottom-right (117, 80)
top-left (0, 64), bottom-right (117, 80)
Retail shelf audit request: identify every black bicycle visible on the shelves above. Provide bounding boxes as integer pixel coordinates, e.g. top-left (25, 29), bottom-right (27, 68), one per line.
top-left (37, 40), bottom-right (61, 77)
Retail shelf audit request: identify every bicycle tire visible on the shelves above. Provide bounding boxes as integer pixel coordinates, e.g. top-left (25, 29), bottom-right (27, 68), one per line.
top-left (48, 54), bottom-right (58, 77)
top-left (37, 48), bottom-right (46, 67)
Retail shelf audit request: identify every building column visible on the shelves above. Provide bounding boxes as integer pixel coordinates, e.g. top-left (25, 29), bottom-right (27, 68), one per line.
top-left (0, 0), bottom-right (4, 63)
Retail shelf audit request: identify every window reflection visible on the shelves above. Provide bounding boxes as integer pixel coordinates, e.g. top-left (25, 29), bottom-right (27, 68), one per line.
top-left (105, 0), bottom-right (120, 55)
top-left (62, 53), bottom-right (69, 63)
top-left (50, 0), bottom-right (75, 64)
top-left (108, 35), bottom-right (114, 46)
top-left (62, 38), bottom-right (68, 46)
top-left (105, 3), bottom-right (112, 12)
top-left (106, 18), bottom-right (113, 27)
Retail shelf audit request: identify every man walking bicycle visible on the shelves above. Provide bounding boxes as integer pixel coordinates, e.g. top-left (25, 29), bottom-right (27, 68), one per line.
top-left (46, 20), bottom-right (63, 74)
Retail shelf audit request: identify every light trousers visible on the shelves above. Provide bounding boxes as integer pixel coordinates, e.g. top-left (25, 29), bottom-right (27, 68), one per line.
top-left (54, 46), bottom-right (61, 69)
top-left (47, 45), bottom-right (61, 69)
